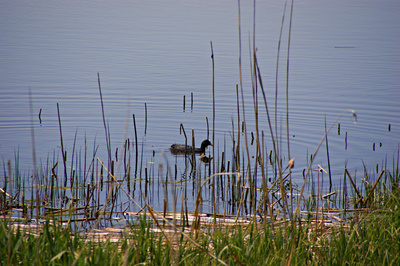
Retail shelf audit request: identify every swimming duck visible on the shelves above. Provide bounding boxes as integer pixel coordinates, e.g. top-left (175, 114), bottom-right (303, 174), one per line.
top-left (170, 139), bottom-right (213, 155)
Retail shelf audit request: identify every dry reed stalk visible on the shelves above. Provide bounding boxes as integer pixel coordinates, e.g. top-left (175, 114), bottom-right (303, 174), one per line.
top-left (210, 41), bottom-right (216, 225)
top-left (56, 103), bottom-right (68, 191)
top-left (255, 57), bottom-right (285, 220)
top-left (97, 73), bottom-right (111, 169)
top-left (345, 168), bottom-right (362, 203)
top-left (325, 117), bottom-right (333, 190)
top-left (93, 158), bottom-right (142, 229)
top-left (144, 103), bottom-right (147, 135)
top-left (191, 92), bottom-right (194, 111)
top-left (357, 169), bottom-right (386, 207)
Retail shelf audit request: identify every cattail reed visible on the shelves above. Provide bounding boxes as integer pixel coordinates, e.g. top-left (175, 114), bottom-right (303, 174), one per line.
top-left (191, 92), bottom-right (193, 111)
top-left (132, 114), bottom-right (139, 179)
top-left (145, 166), bottom-right (148, 198)
top-left (144, 103), bottom-right (148, 135)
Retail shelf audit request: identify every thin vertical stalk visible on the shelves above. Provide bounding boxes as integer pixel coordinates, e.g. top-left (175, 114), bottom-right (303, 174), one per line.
top-left (255, 55), bottom-right (287, 218)
top-left (83, 133), bottom-right (87, 187)
top-left (206, 117), bottom-right (210, 140)
top-left (237, 0), bottom-right (252, 219)
top-left (179, 123), bottom-right (187, 154)
top-left (236, 85), bottom-right (240, 172)
top-left (70, 130), bottom-right (78, 187)
top-left (132, 114), bottom-right (139, 179)
top-left (274, 1), bottom-right (288, 170)
top-left (250, 0), bottom-right (257, 215)
top-left (97, 73), bottom-right (111, 168)
top-left (237, 0), bottom-right (243, 179)
top-left (240, 76), bottom-right (252, 217)
top-left (191, 92), bottom-right (194, 111)
top-left (191, 129), bottom-right (196, 171)
top-left (325, 116), bottom-right (333, 190)
top-left (286, 0), bottom-right (294, 221)
top-left (210, 41), bottom-right (216, 223)
top-left (144, 103), bottom-right (148, 135)
top-left (28, 88), bottom-right (37, 180)
top-left (57, 103), bottom-right (68, 189)
top-left (28, 88), bottom-right (39, 220)
top-left (286, 0), bottom-right (293, 160)
top-left (252, 56), bottom-right (270, 220)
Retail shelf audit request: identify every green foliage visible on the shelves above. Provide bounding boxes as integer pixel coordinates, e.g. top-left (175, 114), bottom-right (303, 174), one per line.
top-left (1, 194), bottom-right (400, 266)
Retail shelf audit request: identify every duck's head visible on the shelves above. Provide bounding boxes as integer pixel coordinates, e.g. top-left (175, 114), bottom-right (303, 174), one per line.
top-left (200, 139), bottom-right (213, 150)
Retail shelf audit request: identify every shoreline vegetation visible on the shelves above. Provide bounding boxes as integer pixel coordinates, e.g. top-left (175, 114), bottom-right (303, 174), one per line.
top-left (1, 187), bottom-right (399, 265)
top-left (1, 0), bottom-right (400, 265)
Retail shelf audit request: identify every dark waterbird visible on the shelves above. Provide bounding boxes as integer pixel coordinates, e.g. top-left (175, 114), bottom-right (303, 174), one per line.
top-left (170, 139), bottom-right (213, 155)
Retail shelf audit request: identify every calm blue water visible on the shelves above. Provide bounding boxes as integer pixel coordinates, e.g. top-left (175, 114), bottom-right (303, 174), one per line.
top-left (1, 0), bottom-right (399, 215)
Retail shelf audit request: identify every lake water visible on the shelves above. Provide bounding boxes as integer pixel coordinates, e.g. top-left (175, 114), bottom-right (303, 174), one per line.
top-left (1, 0), bottom-right (399, 217)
